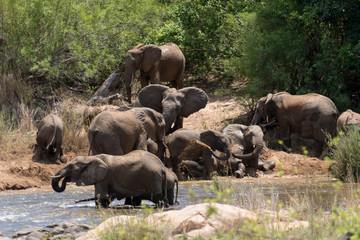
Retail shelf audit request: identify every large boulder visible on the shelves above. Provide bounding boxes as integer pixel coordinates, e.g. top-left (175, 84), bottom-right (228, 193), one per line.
top-left (78, 203), bottom-right (309, 239)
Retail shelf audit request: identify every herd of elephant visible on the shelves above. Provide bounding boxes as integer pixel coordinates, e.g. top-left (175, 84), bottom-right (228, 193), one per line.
top-left (33, 43), bottom-right (359, 208)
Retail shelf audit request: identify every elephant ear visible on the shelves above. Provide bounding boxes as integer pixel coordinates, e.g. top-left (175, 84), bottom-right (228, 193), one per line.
top-left (141, 45), bottom-right (162, 72)
top-left (179, 87), bottom-right (209, 117)
top-left (77, 157), bottom-right (108, 186)
top-left (138, 84), bottom-right (169, 113)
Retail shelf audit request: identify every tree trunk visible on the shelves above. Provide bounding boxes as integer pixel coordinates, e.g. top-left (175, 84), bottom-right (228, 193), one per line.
top-left (87, 72), bottom-right (123, 106)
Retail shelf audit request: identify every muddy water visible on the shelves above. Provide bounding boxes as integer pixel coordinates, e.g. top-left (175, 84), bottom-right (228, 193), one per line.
top-left (0, 177), bottom-right (357, 237)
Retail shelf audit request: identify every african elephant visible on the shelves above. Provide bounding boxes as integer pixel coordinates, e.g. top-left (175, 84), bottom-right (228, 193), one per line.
top-left (137, 84), bottom-right (208, 134)
top-left (166, 129), bottom-right (231, 180)
top-left (251, 92), bottom-right (339, 157)
top-left (337, 109), bottom-right (360, 133)
top-left (181, 159), bottom-right (246, 179)
top-left (35, 114), bottom-right (64, 164)
top-left (124, 43), bottom-right (185, 103)
top-left (147, 138), bottom-right (166, 161)
top-left (88, 107), bottom-right (166, 155)
top-left (51, 151), bottom-right (178, 208)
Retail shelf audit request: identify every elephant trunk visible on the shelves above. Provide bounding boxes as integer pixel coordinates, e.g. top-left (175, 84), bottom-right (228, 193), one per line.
top-left (232, 144), bottom-right (263, 161)
top-left (163, 105), bottom-right (177, 134)
top-left (51, 176), bottom-right (70, 193)
top-left (210, 149), bottom-right (230, 161)
top-left (251, 113), bottom-right (260, 125)
top-left (124, 66), bottom-right (135, 103)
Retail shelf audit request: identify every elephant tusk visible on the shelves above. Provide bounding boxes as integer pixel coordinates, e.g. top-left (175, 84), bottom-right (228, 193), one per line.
top-left (50, 175), bottom-right (62, 178)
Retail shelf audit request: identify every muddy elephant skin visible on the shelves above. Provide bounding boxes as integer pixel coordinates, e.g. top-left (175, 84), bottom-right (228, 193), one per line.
top-left (137, 84), bottom-right (208, 134)
top-left (166, 129), bottom-right (231, 179)
top-left (36, 114), bottom-right (64, 164)
top-left (88, 107), bottom-right (165, 155)
top-left (124, 43), bottom-right (185, 103)
top-left (251, 92), bottom-right (339, 157)
top-left (51, 151), bottom-right (178, 208)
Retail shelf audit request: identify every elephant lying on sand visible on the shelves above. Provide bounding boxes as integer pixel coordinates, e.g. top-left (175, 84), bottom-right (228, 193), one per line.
top-left (337, 109), bottom-right (360, 133)
top-left (166, 129), bottom-right (231, 180)
top-left (222, 124), bottom-right (274, 176)
top-left (51, 151), bottom-right (178, 208)
top-left (251, 92), bottom-right (339, 157)
top-left (137, 84), bottom-right (208, 134)
top-left (124, 43), bottom-right (185, 103)
top-left (35, 114), bottom-right (64, 164)
top-left (88, 107), bottom-right (166, 155)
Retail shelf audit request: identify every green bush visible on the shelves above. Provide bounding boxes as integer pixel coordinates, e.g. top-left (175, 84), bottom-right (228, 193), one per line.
top-left (329, 126), bottom-right (360, 182)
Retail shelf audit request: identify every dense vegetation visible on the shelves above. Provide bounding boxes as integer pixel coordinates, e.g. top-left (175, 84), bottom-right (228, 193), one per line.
top-left (1, 0), bottom-right (359, 112)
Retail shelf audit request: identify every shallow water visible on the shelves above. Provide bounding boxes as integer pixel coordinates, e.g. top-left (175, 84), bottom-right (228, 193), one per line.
top-left (0, 177), bottom-right (357, 237)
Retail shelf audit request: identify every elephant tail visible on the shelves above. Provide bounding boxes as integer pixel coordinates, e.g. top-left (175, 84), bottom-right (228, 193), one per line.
top-left (162, 169), bottom-right (168, 207)
top-left (175, 179), bottom-right (179, 206)
top-left (47, 114), bottom-right (57, 150)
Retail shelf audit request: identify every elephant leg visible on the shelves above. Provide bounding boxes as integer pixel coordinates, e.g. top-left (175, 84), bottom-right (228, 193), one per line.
top-left (202, 150), bottom-right (216, 180)
top-left (235, 162), bottom-right (246, 178)
top-left (135, 133), bottom-right (148, 151)
top-left (314, 140), bottom-right (324, 158)
top-left (124, 197), bottom-right (142, 206)
top-left (140, 73), bottom-right (149, 88)
top-left (171, 157), bottom-right (183, 179)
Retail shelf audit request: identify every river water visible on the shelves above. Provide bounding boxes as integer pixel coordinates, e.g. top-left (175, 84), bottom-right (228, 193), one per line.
top-left (0, 177), bottom-right (357, 237)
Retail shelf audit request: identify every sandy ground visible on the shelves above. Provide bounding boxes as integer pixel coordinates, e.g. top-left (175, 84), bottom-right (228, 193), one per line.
top-left (0, 84), bottom-right (334, 191)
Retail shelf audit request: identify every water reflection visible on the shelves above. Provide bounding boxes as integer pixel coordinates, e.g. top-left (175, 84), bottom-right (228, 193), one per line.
top-left (0, 177), bottom-right (357, 237)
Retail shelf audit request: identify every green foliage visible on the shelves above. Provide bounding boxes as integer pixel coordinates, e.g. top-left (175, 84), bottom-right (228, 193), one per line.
top-left (329, 127), bottom-right (360, 182)
top-left (0, 0), bottom-right (168, 88)
top-left (239, 0), bottom-right (360, 111)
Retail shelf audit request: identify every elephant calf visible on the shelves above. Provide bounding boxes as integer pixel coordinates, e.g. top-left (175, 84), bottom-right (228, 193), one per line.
top-left (222, 124), bottom-right (275, 177)
top-left (35, 114), bottom-right (64, 164)
top-left (166, 129), bottom-right (231, 180)
top-left (51, 150), bottom-right (178, 208)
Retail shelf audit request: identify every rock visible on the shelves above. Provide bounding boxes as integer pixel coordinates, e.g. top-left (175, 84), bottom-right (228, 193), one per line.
top-left (12, 226), bottom-right (46, 239)
top-left (78, 203), bottom-right (309, 239)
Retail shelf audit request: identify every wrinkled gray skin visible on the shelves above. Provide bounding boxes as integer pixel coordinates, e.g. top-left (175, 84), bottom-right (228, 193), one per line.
top-left (125, 43), bottom-right (185, 103)
top-left (36, 114), bottom-right (64, 164)
top-left (181, 159), bottom-right (246, 179)
top-left (88, 107), bottom-right (166, 155)
top-left (137, 84), bottom-right (208, 134)
top-left (51, 151), bottom-right (178, 208)
top-left (147, 138), bottom-right (166, 161)
top-left (337, 109), bottom-right (360, 133)
top-left (251, 92), bottom-right (339, 157)
top-left (222, 124), bottom-right (267, 170)
top-left (166, 129), bottom-right (231, 180)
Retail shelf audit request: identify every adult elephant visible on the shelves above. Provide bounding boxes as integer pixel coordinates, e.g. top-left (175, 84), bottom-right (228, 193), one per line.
top-left (166, 129), bottom-right (231, 180)
top-left (222, 124), bottom-right (274, 175)
top-left (88, 107), bottom-right (165, 155)
top-left (337, 109), bottom-right (360, 133)
top-left (51, 151), bottom-right (178, 208)
top-left (137, 84), bottom-right (208, 134)
top-left (124, 43), bottom-right (185, 103)
top-left (251, 92), bottom-right (339, 157)
top-left (35, 114), bottom-right (65, 164)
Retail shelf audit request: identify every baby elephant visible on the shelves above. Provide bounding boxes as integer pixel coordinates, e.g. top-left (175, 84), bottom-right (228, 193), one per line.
top-left (51, 150), bottom-right (178, 208)
top-left (36, 114), bottom-right (64, 164)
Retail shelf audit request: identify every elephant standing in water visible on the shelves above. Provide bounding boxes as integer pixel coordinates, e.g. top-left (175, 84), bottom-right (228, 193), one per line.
top-left (137, 84), bottom-right (208, 134)
top-left (251, 92), bottom-right (339, 157)
top-left (124, 43), bottom-right (185, 103)
top-left (35, 114), bottom-right (64, 164)
top-left (337, 109), bottom-right (360, 133)
top-left (222, 124), bottom-right (274, 177)
top-left (88, 107), bottom-right (166, 155)
top-left (51, 151), bottom-right (178, 208)
top-left (166, 129), bottom-right (231, 179)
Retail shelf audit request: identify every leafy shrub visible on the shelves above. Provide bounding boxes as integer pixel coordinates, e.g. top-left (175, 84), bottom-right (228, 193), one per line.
top-left (329, 126), bottom-right (360, 182)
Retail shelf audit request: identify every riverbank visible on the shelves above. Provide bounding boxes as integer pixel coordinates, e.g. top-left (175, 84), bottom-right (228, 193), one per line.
top-left (0, 88), bottom-right (334, 191)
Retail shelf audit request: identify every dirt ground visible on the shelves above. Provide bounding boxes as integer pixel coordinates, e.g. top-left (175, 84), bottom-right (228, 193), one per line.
top-left (0, 83), bottom-right (334, 191)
